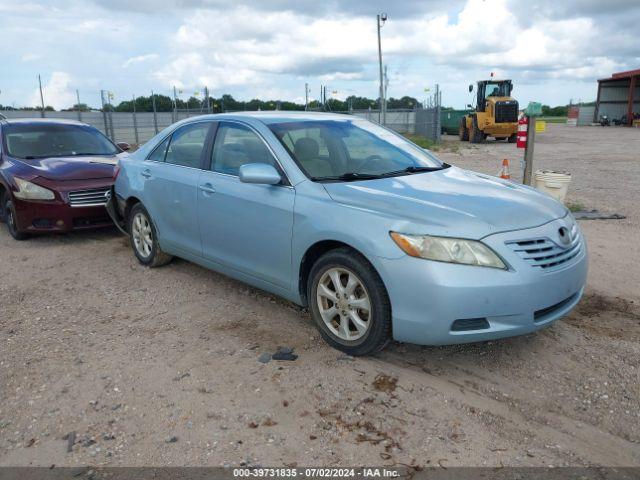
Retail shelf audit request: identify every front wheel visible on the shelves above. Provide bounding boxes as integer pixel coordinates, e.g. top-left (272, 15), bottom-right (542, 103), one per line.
top-left (458, 119), bottom-right (469, 141)
top-left (308, 248), bottom-right (391, 356)
top-left (507, 133), bottom-right (517, 143)
top-left (3, 195), bottom-right (28, 240)
top-left (470, 116), bottom-right (485, 144)
top-left (128, 203), bottom-right (172, 267)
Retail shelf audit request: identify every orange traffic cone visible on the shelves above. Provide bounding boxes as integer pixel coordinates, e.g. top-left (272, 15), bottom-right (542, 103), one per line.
top-left (500, 159), bottom-right (511, 180)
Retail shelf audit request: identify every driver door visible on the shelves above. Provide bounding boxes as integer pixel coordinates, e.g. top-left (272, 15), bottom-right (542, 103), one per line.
top-left (197, 122), bottom-right (295, 289)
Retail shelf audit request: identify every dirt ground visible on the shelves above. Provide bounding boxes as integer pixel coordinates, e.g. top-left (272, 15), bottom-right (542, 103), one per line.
top-left (1, 124), bottom-right (638, 467)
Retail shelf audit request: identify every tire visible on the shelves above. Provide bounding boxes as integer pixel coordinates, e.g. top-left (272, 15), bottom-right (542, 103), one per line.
top-left (470, 116), bottom-right (485, 144)
top-left (507, 133), bottom-right (517, 143)
top-left (3, 196), bottom-right (28, 241)
top-left (128, 203), bottom-right (172, 267)
top-left (458, 118), bottom-right (469, 141)
top-left (307, 247), bottom-right (391, 356)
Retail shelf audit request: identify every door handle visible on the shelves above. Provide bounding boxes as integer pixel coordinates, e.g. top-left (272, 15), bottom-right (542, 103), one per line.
top-left (199, 184), bottom-right (216, 194)
top-left (141, 169), bottom-right (152, 178)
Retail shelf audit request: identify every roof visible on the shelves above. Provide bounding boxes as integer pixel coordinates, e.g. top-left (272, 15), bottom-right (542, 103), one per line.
top-left (0, 117), bottom-right (88, 126)
top-left (179, 111), bottom-right (355, 126)
top-left (598, 68), bottom-right (640, 83)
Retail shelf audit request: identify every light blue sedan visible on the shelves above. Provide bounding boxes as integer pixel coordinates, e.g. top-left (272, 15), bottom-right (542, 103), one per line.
top-left (108, 112), bottom-right (587, 356)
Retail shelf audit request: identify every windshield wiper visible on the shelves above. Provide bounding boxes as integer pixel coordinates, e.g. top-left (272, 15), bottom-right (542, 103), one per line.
top-left (68, 152), bottom-right (116, 156)
top-left (312, 172), bottom-right (384, 182)
top-left (391, 163), bottom-right (450, 175)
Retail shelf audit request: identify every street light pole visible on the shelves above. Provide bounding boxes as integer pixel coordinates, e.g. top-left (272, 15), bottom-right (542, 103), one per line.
top-left (376, 13), bottom-right (387, 125)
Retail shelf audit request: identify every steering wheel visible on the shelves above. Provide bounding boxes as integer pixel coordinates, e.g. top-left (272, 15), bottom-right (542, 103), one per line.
top-left (357, 154), bottom-right (385, 172)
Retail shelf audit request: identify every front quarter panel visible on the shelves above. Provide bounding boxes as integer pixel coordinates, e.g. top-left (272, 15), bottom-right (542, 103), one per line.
top-left (291, 180), bottom-right (411, 302)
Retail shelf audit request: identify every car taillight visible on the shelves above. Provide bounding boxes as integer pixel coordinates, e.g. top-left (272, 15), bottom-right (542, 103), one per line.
top-left (113, 163), bottom-right (121, 180)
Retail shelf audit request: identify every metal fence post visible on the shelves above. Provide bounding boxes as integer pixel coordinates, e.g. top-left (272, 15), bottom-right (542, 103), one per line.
top-left (151, 91), bottom-right (159, 134)
top-left (38, 74), bottom-right (45, 118)
top-left (100, 90), bottom-right (109, 138)
top-left (108, 110), bottom-right (115, 141)
top-left (132, 95), bottom-right (139, 146)
top-left (76, 89), bottom-right (82, 122)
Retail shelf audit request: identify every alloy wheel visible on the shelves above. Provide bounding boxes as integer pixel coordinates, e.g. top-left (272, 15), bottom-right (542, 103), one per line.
top-left (131, 212), bottom-right (153, 258)
top-left (316, 267), bottom-right (372, 341)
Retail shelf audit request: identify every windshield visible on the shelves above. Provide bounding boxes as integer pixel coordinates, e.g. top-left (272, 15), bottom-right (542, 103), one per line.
top-left (2, 123), bottom-right (120, 159)
top-left (485, 82), bottom-right (511, 97)
top-left (269, 119), bottom-right (444, 181)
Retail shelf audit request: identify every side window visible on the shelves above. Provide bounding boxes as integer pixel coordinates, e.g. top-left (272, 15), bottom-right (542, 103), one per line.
top-left (211, 123), bottom-right (275, 176)
top-left (147, 136), bottom-right (170, 162)
top-left (164, 122), bottom-right (210, 168)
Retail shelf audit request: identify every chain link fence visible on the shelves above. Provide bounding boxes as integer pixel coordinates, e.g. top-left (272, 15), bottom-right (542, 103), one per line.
top-left (0, 106), bottom-right (441, 146)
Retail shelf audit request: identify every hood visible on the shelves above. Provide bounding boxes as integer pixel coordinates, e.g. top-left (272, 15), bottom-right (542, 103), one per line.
top-left (16, 154), bottom-right (121, 181)
top-left (322, 166), bottom-right (567, 239)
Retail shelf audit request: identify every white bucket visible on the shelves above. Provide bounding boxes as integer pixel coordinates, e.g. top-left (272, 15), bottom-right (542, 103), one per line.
top-left (533, 170), bottom-right (572, 203)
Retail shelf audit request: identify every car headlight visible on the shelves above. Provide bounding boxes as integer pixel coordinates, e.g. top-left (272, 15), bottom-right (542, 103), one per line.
top-left (390, 232), bottom-right (507, 269)
top-left (13, 178), bottom-right (55, 201)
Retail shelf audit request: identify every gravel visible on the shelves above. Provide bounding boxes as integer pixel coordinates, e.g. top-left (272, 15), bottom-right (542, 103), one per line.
top-left (0, 124), bottom-right (638, 467)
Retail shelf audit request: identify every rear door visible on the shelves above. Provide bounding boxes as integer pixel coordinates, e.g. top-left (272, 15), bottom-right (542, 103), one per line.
top-left (141, 121), bottom-right (214, 256)
top-left (197, 121), bottom-right (295, 289)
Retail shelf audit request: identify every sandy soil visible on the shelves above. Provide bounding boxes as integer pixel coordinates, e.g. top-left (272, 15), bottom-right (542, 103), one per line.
top-left (0, 124), bottom-right (638, 467)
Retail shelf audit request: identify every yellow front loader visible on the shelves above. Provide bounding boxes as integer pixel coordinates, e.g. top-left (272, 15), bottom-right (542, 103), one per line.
top-left (459, 79), bottom-right (518, 143)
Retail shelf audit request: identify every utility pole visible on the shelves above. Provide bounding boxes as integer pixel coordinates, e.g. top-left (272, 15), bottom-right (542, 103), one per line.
top-left (324, 86), bottom-right (328, 111)
top-left (38, 74), bottom-right (45, 118)
top-left (75, 89), bottom-right (82, 121)
top-left (376, 13), bottom-right (387, 125)
top-left (384, 64), bottom-right (389, 106)
top-left (305, 83), bottom-right (309, 111)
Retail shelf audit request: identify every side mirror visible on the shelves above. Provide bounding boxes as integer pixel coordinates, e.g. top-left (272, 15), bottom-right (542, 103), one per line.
top-left (468, 84), bottom-right (473, 92)
top-left (239, 163), bottom-right (281, 185)
top-left (117, 142), bottom-right (131, 151)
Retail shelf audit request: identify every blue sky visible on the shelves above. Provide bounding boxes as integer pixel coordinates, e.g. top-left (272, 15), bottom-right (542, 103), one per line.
top-left (1, 0), bottom-right (638, 110)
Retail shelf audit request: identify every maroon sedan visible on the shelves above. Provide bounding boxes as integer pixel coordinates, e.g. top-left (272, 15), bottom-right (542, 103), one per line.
top-left (0, 118), bottom-right (129, 240)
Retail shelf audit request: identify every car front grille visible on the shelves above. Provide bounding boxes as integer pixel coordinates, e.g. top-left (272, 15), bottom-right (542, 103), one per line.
top-left (67, 187), bottom-right (110, 207)
top-left (495, 101), bottom-right (519, 123)
top-left (506, 223), bottom-right (581, 270)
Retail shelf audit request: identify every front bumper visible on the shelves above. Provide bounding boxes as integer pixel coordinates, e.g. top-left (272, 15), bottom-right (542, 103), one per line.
top-left (12, 179), bottom-right (114, 233)
top-left (13, 197), bottom-right (113, 233)
top-left (373, 218), bottom-right (588, 345)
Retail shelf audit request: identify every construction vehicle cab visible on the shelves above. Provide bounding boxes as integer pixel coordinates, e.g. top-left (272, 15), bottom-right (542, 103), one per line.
top-left (459, 79), bottom-right (518, 143)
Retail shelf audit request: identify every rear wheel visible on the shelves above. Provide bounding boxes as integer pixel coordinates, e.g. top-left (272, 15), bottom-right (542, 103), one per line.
top-left (458, 118), bottom-right (469, 141)
top-left (3, 195), bottom-right (28, 241)
top-left (470, 116), bottom-right (485, 144)
top-left (308, 248), bottom-right (391, 356)
top-left (128, 203), bottom-right (172, 267)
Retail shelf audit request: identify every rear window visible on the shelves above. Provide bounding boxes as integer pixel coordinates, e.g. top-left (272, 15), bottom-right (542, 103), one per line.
top-left (2, 123), bottom-right (119, 159)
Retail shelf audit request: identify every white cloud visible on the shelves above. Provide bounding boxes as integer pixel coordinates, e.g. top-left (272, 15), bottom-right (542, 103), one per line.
top-left (29, 72), bottom-right (76, 110)
top-left (122, 53), bottom-right (159, 68)
top-left (1, 0), bottom-right (637, 107)
top-left (154, 0), bottom-right (634, 99)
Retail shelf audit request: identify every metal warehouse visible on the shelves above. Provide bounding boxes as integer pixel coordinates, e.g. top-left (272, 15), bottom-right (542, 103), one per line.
top-left (595, 68), bottom-right (640, 126)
